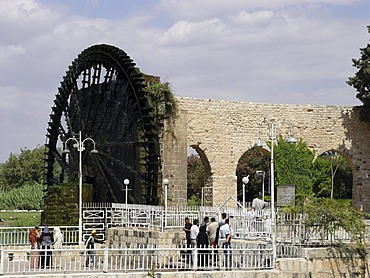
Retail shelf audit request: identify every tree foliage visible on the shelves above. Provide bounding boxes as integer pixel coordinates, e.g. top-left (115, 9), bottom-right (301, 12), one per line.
top-left (187, 154), bottom-right (205, 204)
top-left (274, 137), bottom-right (315, 199)
top-left (347, 26), bottom-right (370, 121)
top-left (0, 146), bottom-right (45, 190)
top-left (313, 152), bottom-right (352, 199)
top-left (236, 147), bottom-right (270, 202)
top-left (295, 198), bottom-right (367, 250)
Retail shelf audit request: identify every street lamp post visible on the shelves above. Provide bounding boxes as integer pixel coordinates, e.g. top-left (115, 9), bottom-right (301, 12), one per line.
top-left (123, 179), bottom-right (131, 226)
top-left (255, 118), bottom-right (297, 267)
top-left (241, 176), bottom-right (250, 209)
top-left (63, 131), bottom-right (98, 245)
top-left (123, 179), bottom-right (130, 209)
top-left (163, 179), bottom-right (169, 229)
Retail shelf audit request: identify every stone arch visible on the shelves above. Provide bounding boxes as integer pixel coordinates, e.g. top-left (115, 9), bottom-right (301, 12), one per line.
top-left (236, 146), bottom-right (270, 203)
top-left (313, 148), bottom-right (354, 199)
top-left (189, 144), bottom-right (213, 206)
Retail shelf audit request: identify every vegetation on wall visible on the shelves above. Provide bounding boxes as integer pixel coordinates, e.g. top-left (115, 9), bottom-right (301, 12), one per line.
top-left (146, 81), bottom-right (177, 117)
top-left (274, 137), bottom-right (315, 200)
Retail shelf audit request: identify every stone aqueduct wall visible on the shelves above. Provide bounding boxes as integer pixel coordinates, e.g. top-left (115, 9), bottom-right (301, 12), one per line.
top-left (162, 97), bottom-right (370, 212)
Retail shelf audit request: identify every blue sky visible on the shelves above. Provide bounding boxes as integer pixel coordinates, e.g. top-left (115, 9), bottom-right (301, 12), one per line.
top-left (0, 0), bottom-right (369, 162)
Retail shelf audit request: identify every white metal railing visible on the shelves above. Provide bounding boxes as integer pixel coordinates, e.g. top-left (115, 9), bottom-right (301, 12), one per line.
top-left (0, 244), bottom-right (273, 275)
top-left (83, 203), bottom-right (364, 245)
top-left (101, 203), bottom-right (274, 238)
top-left (0, 226), bottom-right (79, 246)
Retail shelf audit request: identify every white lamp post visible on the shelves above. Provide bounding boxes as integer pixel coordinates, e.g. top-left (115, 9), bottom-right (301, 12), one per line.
top-left (123, 179), bottom-right (130, 209)
top-left (63, 131), bottom-right (98, 245)
top-left (255, 118), bottom-right (297, 267)
top-left (123, 179), bottom-right (130, 226)
top-left (241, 176), bottom-right (250, 209)
top-left (163, 179), bottom-right (169, 228)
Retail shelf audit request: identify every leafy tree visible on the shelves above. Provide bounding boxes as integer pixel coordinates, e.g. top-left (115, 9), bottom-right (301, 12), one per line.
top-left (236, 147), bottom-right (270, 202)
top-left (313, 152), bottom-right (352, 199)
top-left (312, 155), bottom-right (332, 197)
top-left (187, 154), bottom-right (205, 204)
top-left (347, 26), bottom-right (370, 121)
top-left (274, 137), bottom-right (315, 199)
top-left (0, 146), bottom-right (45, 190)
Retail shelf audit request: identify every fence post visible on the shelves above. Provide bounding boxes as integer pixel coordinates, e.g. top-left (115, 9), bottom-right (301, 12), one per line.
top-left (0, 248), bottom-right (4, 275)
top-left (192, 247), bottom-right (197, 271)
top-left (103, 247), bottom-right (108, 273)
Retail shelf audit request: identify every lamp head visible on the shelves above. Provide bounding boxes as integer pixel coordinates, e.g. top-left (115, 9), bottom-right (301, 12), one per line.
top-left (123, 179), bottom-right (130, 185)
top-left (254, 138), bottom-right (264, 147)
top-left (286, 135), bottom-right (298, 143)
top-left (62, 149), bottom-right (70, 154)
top-left (163, 178), bottom-right (169, 186)
top-left (90, 149), bottom-right (99, 154)
top-left (242, 176), bottom-right (249, 185)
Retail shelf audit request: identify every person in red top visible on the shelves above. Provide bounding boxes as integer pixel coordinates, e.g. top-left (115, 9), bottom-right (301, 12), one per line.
top-left (29, 226), bottom-right (40, 268)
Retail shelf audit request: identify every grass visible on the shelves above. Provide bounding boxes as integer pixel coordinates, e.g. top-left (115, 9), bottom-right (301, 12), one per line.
top-left (0, 211), bottom-right (41, 227)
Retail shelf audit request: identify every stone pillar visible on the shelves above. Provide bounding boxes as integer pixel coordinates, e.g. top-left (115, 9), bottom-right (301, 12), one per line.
top-left (161, 109), bottom-right (188, 206)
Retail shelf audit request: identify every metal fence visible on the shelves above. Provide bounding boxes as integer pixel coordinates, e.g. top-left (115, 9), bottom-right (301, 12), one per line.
top-left (0, 226), bottom-right (79, 246)
top-left (0, 243), bottom-right (273, 275)
top-left (0, 204), bottom-right (361, 247)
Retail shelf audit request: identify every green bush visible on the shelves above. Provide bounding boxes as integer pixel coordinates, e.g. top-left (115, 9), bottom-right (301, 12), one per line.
top-left (0, 183), bottom-right (43, 210)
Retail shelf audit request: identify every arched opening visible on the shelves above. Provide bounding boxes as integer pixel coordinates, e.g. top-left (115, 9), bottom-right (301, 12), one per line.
top-left (187, 144), bottom-right (212, 206)
top-left (313, 149), bottom-right (353, 200)
top-left (236, 147), bottom-right (270, 204)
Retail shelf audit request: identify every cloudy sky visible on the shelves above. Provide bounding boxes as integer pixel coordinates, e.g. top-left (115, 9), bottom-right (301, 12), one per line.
top-left (0, 0), bottom-right (369, 162)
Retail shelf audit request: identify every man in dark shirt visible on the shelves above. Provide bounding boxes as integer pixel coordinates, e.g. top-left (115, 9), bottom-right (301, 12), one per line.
top-left (85, 230), bottom-right (104, 267)
top-left (182, 217), bottom-right (192, 248)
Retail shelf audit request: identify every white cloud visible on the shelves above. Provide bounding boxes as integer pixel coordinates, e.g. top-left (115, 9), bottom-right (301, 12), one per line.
top-left (0, 0), bottom-right (369, 161)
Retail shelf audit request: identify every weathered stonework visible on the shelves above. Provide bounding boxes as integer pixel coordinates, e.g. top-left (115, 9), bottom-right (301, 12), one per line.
top-left (162, 97), bottom-right (370, 212)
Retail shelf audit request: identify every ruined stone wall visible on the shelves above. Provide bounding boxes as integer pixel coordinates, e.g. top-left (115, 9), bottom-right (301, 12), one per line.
top-left (162, 97), bottom-right (370, 211)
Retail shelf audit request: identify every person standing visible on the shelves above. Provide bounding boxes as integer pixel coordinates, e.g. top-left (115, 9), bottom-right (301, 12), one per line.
top-left (201, 216), bottom-right (210, 227)
top-left (207, 217), bottom-right (218, 246)
top-left (190, 219), bottom-right (199, 247)
top-left (219, 218), bottom-right (232, 239)
top-left (29, 226), bottom-right (40, 268)
top-left (207, 217), bottom-right (219, 266)
top-left (182, 217), bottom-right (192, 248)
top-left (222, 233), bottom-right (232, 270)
top-left (85, 230), bottom-right (105, 267)
top-left (52, 227), bottom-right (64, 268)
top-left (197, 224), bottom-right (209, 267)
top-left (39, 226), bottom-right (54, 269)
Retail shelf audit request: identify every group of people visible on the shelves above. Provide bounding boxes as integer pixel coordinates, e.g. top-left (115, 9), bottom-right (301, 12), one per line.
top-left (28, 226), bottom-right (63, 269)
top-left (29, 227), bottom-right (105, 269)
top-left (182, 212), bottom-right (233, 268)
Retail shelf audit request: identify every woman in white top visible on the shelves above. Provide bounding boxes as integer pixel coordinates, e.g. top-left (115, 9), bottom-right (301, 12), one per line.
top-left (53, 227), bottom-right (63, 268)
